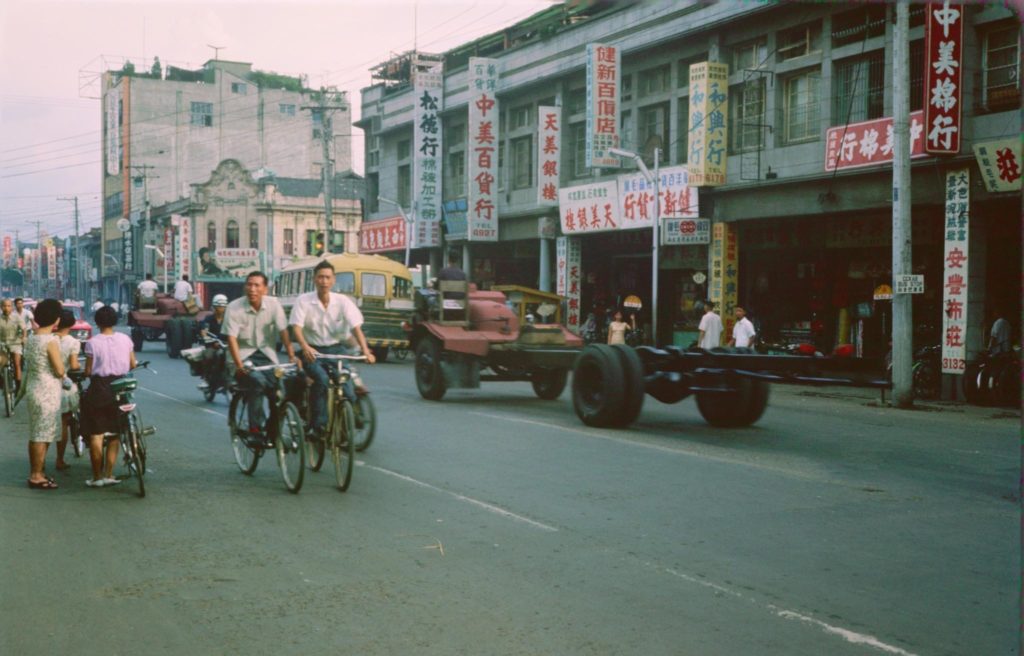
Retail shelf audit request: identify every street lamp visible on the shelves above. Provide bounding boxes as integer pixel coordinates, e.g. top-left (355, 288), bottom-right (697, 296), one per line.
top-left (609, 146), bottom-right (661, 345)
top-left (144, 244), bottom-right (168, 293)
top-left (377, 196), bottom-right (414, 268)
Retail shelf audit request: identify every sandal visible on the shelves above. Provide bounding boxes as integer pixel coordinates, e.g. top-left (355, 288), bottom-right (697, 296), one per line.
top-left (27, 478), bottom-right (59, 490)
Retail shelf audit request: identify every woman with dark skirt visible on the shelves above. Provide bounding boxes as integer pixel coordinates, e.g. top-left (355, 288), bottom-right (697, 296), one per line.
top-left (80, 306), bottom-right (135, 488)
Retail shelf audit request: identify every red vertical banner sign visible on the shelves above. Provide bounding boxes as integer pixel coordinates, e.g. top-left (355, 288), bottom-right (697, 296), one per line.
top-left (537, 106), bottom-right (561, 207)
top-left (467, 57), bottom-right (500, 242)
top-left (941, 169), bottom-right (969, 373)
top-left (923, 1), bottom-right (963, 155)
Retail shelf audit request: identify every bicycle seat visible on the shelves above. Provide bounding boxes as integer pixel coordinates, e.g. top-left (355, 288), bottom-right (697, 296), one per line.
top-left (110, 377), bottom-right (138, 394)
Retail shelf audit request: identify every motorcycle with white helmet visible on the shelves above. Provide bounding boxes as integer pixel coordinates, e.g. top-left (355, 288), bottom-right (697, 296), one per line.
top-left (182, 294), bottom-right (231, 402)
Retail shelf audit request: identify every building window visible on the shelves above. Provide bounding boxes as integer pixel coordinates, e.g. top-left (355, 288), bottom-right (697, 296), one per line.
top-left (231, 82), bottom-right (247, 95)
top-left (445, 151), bottom-right (466, 199)
top-left (620, 109), bottom-right (632, 154)
top-left (510, 104), bottom-right (531, 130)
top-left (676, 54), bottom-right (706, 89)
top-left (730, 79), bottom-right (765, 152)
top-left (570, 123), bottom-right (587, 178)
top-left (447, 124), bottom-right (466, 148)
top-left (511, 136), bottom-right (532, 190)
top-left (831, 52), bottom-right (885, 126)
top-left (621, 75), bottom-right (633, 102)
top-left (778, 22), bottom-right (822, 61)
top-left (397, 164), bottom-right (411, 208)
top-left (783, 69), bottom-right (821, 143)
top-left (190, 102), bottom-right (213, 127)
top-left (283, 228), bottom-right (294, 256)
top-left (567, 88), bottom-right (586, 115)
top-left (207, 222), bottom-right (216, 250)
top-left (249, 222), bottom-right (259, 249)
top-left (910, 40), bottom-right (925, 112)
top-left (638, 64), bottom-right (671, 98)
top-left (676, 97), bottom-right (689, 163)
top-left (311, 109), bottom-right (323, 140)
top-left (279, 103), bottom-right (296, 116)
top-left (733, 39), bottom-right (768, 72)
top-left (984, 24), bottom-right (1021, 111)
top-left (226, 220), bottom-right (240, 249)
top-left (637, 103), bottom-right (670, 164)
top-left (831, 5), bottom-right (887, 49)
top-left (396, 138), bottom-right (411, 161)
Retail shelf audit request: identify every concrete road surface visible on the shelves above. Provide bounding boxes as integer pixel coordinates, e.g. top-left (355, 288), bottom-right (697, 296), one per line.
top-left (0, 343), bottom-right (1017, 655)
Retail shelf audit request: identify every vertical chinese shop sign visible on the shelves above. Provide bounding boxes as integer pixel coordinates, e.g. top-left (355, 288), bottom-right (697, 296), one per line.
top-left (175, 215), bottom-right (192, 280)
top-left (413, 64), bottom-right (443, 248)
top-left (467, 57), bottom-right (500, 242)
top-left (537, 106), bottom-right (560, 206)
top-left (688, 62), bottom-right (729, 187)
top-left (555, 236), bottom-right (582, 333)
top-left (923, 1), bottom-right (963, 155)
top-left (941, 169), bottom-right (969, 374)
top-left (709, 223), bottom-right (739, 336)
top-left (585, 43), bottom-right (620, 169)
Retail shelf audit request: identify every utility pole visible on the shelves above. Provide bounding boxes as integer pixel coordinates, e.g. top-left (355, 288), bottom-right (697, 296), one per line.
top-left (131, 165), bottom-right (158, 282)
top-left (892, 2), bottom-right (913, 408)
top-left (303, 88), bottom-right (348, 255)
top-left (58, 195), bottom-right (81, 301)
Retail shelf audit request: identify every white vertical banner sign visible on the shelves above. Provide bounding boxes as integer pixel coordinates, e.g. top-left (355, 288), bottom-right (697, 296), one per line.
top-left (537, 106), bottom-right (561, 206)
top-left (941, 168), bottom-right (969, 374)
top-left (176, 215), bottom-right (192, 280)
top-left (467, 57), bottom-right (500, 242)
top-left (413, 63), bottom-right (443, 248)
top-left (105, 90), bottom-right (120, 176)
top-left (555, 236), bottom-right (582, 332)
top-left (688, 62), bottom-right (729, 186)
top-left (585, 43), bottom-right (620, 168)
top-left (47, 245), bottom-right (57, 280)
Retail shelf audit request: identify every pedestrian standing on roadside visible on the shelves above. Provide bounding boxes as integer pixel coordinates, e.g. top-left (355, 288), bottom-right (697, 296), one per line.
top-left (22, 299), bottom-right (65, 490)
top-left (728, 306), bottom-right (757, 349)
top-left (698, 300), bottom-right (724, 350)
top-left (988, 309), bottom-right (1012, 355)
top-left (173, 274), bottom-right (193, 303)
top-left (607, 310), bottom-right (633, 345)
top-left (80, 306), bottom-right (135, 488)
top-left (54, 310), bottom-right (82, 472)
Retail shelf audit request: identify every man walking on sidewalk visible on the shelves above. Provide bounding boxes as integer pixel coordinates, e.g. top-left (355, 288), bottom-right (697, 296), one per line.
top-left (698, 301), bottom-right (723, 350)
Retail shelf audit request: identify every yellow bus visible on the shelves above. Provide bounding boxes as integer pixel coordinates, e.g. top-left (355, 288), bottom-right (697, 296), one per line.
top-left (276, 253), bottom-right (414, 361)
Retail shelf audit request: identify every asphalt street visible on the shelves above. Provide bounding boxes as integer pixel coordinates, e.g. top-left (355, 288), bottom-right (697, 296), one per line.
top-left (0, 341), bottom-right (1018, 656)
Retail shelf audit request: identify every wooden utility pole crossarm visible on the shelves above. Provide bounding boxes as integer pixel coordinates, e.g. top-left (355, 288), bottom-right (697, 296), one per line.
top-left (302, 88), bottom-right (348, 255)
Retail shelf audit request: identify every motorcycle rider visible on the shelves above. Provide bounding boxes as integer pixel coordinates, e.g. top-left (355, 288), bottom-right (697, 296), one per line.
top-left (197, 294), bottom-right (228, 391)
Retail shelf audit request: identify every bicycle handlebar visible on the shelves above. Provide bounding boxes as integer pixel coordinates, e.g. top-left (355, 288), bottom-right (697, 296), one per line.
top-left (314, 353), bottom-right (368, 361)
top-left (244, 361), bottom-right (299, 373)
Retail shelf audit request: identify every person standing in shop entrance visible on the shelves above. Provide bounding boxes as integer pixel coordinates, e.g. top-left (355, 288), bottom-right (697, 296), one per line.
top-left (728, 306), bottom-right (757, 349)
top-left (698, 300), bottom-right (723, 349)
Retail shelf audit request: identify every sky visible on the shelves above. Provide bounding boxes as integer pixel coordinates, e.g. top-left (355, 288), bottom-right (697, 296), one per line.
top-left (0, 0), bottom-right (555, 245)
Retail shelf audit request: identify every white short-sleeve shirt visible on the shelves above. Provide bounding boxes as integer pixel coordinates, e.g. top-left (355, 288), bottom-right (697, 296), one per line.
top-left (289, 291), bottom-right (364, 347)
top-left (732, 317), bottom-right (756, 348)
top-left (222, 296), bottom-right (287, 363)
top-left (138, 279), bottom-right (159, 299)
top-left (173, 280), bottom-right (193, 302)
top-left (698, 311), bottom-right (723, 349)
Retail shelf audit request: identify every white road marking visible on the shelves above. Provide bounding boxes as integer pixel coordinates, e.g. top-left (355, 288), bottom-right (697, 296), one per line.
top-left (139, 386), bottom-right (227, 419)
top-left (653, 564), bottom-right (919, 656)
top-left (362, 463), bottom-right (559, 532)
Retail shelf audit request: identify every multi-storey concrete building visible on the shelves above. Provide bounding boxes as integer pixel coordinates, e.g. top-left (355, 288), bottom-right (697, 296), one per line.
top-left (359, 1), bottom-right (1019, 367)
top-left (100, 58), bottom-right (354, 300)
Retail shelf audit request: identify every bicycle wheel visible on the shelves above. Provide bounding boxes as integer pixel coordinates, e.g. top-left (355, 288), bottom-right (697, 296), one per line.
top-left (331, 399), bottom-right (356, 492)
top-left (3, 368), bottom-right (13, 418)
top-left (132, 410), bottom-right (148, 472)
top-left (352, 393), bottom-right (377, 452)
top-left (228, 393), bottom-right (260, 475)
top-left (276, 402), bottom-right (305, 493)
top-left (306, 434), bottom-right (325, 472)
top-left (125, 414), bottom-right (145, 498)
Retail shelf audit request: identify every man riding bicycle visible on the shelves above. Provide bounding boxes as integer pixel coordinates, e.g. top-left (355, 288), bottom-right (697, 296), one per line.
top-left (0, 298), bottom-right (26, 389)
top-left (289, 260), bottom-right (375, 439)
top-left (223, 272), bottom-right (299, 440)
top-left (197, 294), bottom-right (228, 389)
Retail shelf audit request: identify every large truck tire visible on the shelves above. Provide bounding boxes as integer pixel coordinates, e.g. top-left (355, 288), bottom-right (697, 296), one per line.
top-left (531, 368), bottom-right (569, 400)
top-left (166, 318), bottom-right (183, 359)
top-left (415, 338), bottom-right (446, 401)
top-left (695, 376), bottom-right (770, 428)
top-left (131, 327), bottom-right (145, 353)
top-left (572, 345), bottom-right (625, 428)
top-left (610, 344), bottom-right (645, 427)
top-left (372, 346), bottom-right (390, 363)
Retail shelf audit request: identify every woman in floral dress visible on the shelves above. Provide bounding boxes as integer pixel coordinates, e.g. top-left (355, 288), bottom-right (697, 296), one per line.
top-left (23, 299), bottom-right (65, 490)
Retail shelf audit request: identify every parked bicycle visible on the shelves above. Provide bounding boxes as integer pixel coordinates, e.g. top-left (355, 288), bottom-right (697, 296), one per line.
top-left (102, 361), bottom-right (157, 497)
top-left (302, 353), bottom-right (374, 491)
top-left (1, 345), bottom-right (15, 417)
top-left (66, 369), bottom-right (88, 458)
top-left (227, 361), bottom-right (306, 493)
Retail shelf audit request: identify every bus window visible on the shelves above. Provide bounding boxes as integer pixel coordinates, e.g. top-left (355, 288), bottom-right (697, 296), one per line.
top-left (392, 276), bottom-right (412, 299)
top-left (333, 272), bottom-right (355, 294)
top-left (362, 272), bottom-right (386, 297)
